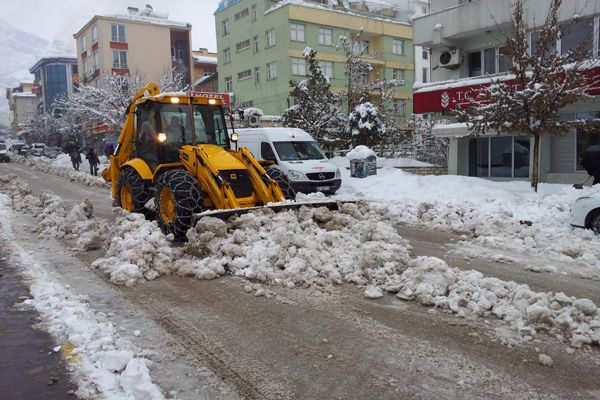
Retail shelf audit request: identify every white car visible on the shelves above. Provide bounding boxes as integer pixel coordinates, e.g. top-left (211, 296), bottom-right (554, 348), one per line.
top-left (571, 193), bottom-right (600, 233)
top-left (234, 127), bottom-right (342, 195)
top-left (31, 143), bottom-right (47, 157)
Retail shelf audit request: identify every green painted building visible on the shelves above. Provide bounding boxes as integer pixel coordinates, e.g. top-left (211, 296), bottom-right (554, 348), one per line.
top-left (214, 0), bottom-right (414, 118)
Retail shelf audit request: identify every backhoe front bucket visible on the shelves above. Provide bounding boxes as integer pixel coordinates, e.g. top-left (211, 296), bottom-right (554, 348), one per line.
top-left (192, 200), bottom-right (354, 224)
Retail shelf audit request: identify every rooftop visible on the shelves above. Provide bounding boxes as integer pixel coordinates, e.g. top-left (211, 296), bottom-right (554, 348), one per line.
top-left (30, 57), bottom-right (78, 74)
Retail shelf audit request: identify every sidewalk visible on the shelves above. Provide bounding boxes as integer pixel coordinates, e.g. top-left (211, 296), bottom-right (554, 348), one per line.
top-left (0, 242), bottom-right (78, 399)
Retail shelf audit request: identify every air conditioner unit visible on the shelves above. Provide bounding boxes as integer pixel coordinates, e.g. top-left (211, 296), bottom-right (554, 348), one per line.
top-left (248, 114), bottom-right (260, 127)
top-left (439, 48), bottom-right (462, 68)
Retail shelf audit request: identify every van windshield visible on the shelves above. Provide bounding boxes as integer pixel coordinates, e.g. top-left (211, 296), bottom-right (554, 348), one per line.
top-left (273, 141), bottom-right (325, 161)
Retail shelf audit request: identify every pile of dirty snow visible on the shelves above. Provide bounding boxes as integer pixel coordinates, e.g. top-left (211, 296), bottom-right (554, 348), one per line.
top-left (177, 202), bottom-right (412, 288)
top-left (394, 256), bottom-right (600, 348)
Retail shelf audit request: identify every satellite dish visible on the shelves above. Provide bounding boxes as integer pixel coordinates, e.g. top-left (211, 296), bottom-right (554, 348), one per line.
top-left (145, 3), bottom-right (153, 10)
top-left (342, 0), bottom-right (350, 8)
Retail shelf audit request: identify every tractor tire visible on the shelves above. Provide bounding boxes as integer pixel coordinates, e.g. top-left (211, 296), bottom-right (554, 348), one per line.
top-left (155, 169), bottom-right (204, 241)
top-left (266, 166), bottom-right (296, 200)
top-left (116, 168), bottom-right (153, 218)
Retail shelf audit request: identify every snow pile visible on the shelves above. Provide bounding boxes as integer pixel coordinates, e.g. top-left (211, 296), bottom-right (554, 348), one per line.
top-left (0, 174), bottom-right (42, 213)
top-left (177, 202), bottom-right (412, 288)
top-left (91, 212), bottom-right (179, 286)
top-left (394, 256), bottom-right (600, 347)
top-left (346, 145), bottom-right (376, 161)
top-left (336, 169), bottom-right (600, 278)
top-left (12, 154), bottom-right (109, 188)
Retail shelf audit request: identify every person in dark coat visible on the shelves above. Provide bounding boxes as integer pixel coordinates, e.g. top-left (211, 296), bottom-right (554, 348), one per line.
top-left (579, 146), bottom-right (600, 185)
top-left (70, 148), bottom-right (81, 171)
top-left (86, 148), bottom-right (100, 176)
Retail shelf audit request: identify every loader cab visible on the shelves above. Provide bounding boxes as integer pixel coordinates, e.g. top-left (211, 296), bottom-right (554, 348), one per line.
top-left (134, 100), bottom-right (230, 168)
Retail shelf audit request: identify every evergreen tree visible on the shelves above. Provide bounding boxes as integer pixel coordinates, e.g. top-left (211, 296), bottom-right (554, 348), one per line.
top-left (282, 47), bottom-right (345, 149)
top-left (347, 100), bottom-right (387, 147)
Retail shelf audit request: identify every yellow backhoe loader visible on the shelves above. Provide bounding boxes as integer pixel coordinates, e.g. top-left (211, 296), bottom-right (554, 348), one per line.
top-left (102, 84), bottom-right (340, 240)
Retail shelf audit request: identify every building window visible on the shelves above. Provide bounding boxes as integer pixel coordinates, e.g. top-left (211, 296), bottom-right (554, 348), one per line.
top-left (225, 76), bottom-right (232, 91)
top-left (422, 48), bottom-right (428, 60)
top-left (393, 99), bottom-right (406, 117)
top-left (253, 36), bottom-right (259, 53)
top-left (92, 25), bottom-right (98, 44)
top-left (422, 67), bottom-right (428, 83)
top-left (254, 66), bottom-right (260, 84)
top-left (392, 39), bottom-right (404, 55)
top-left (265, 28), bottom-right (275, 48)
top-left (468, 136), bottom-right (530, 178)
top-left (560, 17), bottom-right (594, 56)
top-left (576, 111), bottom-right (600, 171)
top-left (291, 57), bottom-right (306, 75)
top-left (236, 39), bottom-right (251, 52)
top-left (469, 47), bottom-right (512, 77)
top-left (290, 23), bottom-right (305, 42)
top-left (321, 61), bottom-right (333, 78)
top-left (222, 19), bottom-right (230, 36)
top-left (235, 8), bottom-right (249, 21)
top-left (266, 61), bottom-right (277, 80)
top-left (251, 5), bottom-right (257, 22)
top-left (112, 50), bottom-right (128, 68)
top-left (93, 52), bottom-right (99, 70)
top-left (81, 36), bottom-right (87, 52)
top-left (224, 48), bottom-right (231, 64)
top-left (392, 68), bottom-right (404, 83)
top-left (238, 69), bottom-right (251, 81)
top-left (111, 24), bottom-right (126, 42)
top-left (319, 28), bottom-right (332, 46)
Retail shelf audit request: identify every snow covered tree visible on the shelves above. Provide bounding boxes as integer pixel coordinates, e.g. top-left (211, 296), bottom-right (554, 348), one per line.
top-left (282, 47), bottom-right (346, 148)
top-left (455, 0), bottom-right (599, 191)
top-left (347, 101), bottom-right (387, 147)
top-left (337, 32), bottom-right (373, 112)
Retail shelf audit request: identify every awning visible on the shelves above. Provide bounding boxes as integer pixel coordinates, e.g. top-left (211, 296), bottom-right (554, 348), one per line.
top-left (431, 123), bottom-right (471, 138)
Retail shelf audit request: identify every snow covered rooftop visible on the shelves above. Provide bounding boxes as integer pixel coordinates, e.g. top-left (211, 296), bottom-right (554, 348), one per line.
top-left (11, 92), bottom-right (37, 98)
top-left (193, 55), bottom-right (217, 64)
top-left (104, 13), bottom-right (191, 29)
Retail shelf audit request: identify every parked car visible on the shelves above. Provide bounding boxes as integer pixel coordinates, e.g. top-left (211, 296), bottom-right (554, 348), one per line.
top-left (31, 143), bottom-right (47, 157)
top-left (234, 127), bottom-right (342, 195)
top-left (0, 143), bottom-right (10, 162)
top-left (571, 193), bottom-right (600, 234)
top-left (42, 146), bottom-right (61, 158)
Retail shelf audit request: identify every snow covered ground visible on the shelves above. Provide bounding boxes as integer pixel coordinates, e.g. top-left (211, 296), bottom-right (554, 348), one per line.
top-left (2, 153), bottom-right (600, 397)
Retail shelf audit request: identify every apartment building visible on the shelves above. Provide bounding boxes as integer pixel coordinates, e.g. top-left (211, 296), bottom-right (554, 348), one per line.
top-left (73, 5), bottom-right (193, 88)
top-left (29, 57), bottom-right (79, 115)
top-left (413, 0), bottom-right (600, 184)
top-left (215, 0), bottom-right (415, 117)
top-left (192, 48), bottom-right (218, 92)
top-left (6, 84), bottom-right (37, 134)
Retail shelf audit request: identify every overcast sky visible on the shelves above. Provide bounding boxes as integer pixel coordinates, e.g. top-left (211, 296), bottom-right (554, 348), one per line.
top-left (2, 0), bottom-right (222, 52)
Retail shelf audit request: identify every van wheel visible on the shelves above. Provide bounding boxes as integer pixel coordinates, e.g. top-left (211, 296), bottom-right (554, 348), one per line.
top-left (590, 212), bottom-right (600, 234)
top-left (116, 168), bottom-right (153, 218)
top-left (266, 166), bottom-right (296, 200)
top-left (155, 169), bottom-right (204, 241)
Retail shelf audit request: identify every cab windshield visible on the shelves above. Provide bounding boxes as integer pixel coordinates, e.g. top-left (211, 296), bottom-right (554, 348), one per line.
top-left (273, 141), bottom-right (325, 161)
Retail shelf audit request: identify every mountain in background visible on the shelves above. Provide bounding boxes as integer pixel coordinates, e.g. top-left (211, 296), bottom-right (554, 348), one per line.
top-left (0, 19), bottom-right (74, 112)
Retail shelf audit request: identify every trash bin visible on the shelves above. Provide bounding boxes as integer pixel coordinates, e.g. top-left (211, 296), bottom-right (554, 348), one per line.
top-left (365, 155), bottom-right (377, 176)
top-left (350, 159), bottom-right (368, 178)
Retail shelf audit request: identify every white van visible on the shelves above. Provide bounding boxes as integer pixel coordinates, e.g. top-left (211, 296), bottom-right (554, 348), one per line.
top-left (234, 128), bottom-right (341, 195)
top-left (31, 143), bottom-right (47, 157)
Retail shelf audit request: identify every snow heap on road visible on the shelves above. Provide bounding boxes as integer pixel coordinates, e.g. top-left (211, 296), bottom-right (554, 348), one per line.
top-left (91, 212), bottom-right (179, 286)
top-left (395, 257), bottom-right (599, 348)
top-left (179, 202), bottom-right (412, 286)
top-left (0, 174), bottom-right (42, 213)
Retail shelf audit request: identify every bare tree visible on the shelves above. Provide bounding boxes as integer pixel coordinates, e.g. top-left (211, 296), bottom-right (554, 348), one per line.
top-left (455, 0), bottom-right (598, 191)
top-left (337, 31), bottom-right (373, 112)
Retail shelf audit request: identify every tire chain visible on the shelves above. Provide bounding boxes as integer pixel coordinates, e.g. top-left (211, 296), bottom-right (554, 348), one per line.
top-left (266, 166), bottom-right (296, 200)
top-left (156, 169), bottom-right (204, 240)
top-left (117, 168), bottom-right (153, 216)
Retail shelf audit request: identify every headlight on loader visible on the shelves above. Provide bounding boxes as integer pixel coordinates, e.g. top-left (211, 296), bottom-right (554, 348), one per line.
top-left (157, 132), bottom-right (167, 143)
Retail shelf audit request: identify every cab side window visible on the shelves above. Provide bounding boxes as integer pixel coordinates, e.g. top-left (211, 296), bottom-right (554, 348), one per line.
top-left (261, 142), bottom-right (276, 161)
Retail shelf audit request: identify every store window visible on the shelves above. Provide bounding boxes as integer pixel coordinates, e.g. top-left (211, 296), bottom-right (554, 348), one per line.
top-left (469, 136), bottom-right (530, 178)
top-left (576, 111), bottom-right (600, 171)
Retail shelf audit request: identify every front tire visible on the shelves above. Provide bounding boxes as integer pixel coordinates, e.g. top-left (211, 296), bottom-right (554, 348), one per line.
top-left (116, 168), bottom-right (153, 217)
top-left (590, 212), bottom-right (600, 234)
top-left (266, 166), bottom-right (296, 200)
top-left (155, 169), bottom-right (204, 241)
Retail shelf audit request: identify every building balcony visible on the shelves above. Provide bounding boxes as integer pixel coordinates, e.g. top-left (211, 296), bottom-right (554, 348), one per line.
top-left (413, 1), bottom-right (513, 47)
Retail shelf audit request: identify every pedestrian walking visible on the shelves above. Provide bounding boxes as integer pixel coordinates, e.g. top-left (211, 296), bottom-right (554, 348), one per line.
top-left (86, 148), bottom-right (100, 176)
top-left (70, 148), bottom-right (81, 171)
